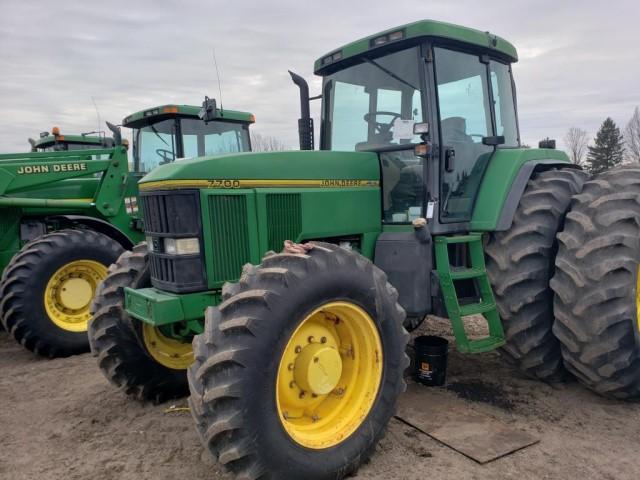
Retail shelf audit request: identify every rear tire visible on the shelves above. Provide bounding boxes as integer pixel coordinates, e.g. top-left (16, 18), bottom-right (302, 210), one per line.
top-left (485, 168), bottom-right (586, 381)
top-left (88, 243), bottom-right (190, 402)
top-left (551, 167), bottom-right (640, 399)
top-left (0, 229), bottom-right (123, 357)
top-left (188, 243), bottom-right (409, 479)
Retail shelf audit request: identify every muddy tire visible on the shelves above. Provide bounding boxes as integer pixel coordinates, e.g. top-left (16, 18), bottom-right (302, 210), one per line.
top-left (551, 167), bottom-right (640, 399)
top-left (88, 243), bottom-right (190, 402)
top-left (0, 229), bottom-right (123, 358)
top-left (485, 168), bottom-right (586, 381)
top-left (188, 243), bottom-right (409, 479)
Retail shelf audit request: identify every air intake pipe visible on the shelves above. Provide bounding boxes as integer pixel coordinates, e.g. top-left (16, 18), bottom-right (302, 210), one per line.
top-left (288, 70), bottom-right (314, 150)
top-left (106, 121), bottom-right (122, 146)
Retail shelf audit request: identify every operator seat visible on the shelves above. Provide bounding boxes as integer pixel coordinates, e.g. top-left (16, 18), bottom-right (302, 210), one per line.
top-left (440, 116), bottom-right (477, 187)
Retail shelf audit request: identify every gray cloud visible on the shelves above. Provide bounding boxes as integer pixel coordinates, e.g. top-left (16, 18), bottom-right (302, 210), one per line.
top-left (1, 0), bottom-right (638, 152)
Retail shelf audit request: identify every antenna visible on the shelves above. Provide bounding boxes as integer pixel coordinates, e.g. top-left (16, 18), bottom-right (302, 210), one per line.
top-left (212, 49), bottom-right (224, 114)
top-left (91, 96), bottom-right (101, 139)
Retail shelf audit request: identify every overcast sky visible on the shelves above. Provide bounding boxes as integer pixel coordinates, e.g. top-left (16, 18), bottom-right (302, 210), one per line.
top-left (1, 0), bottom-right (638, 153)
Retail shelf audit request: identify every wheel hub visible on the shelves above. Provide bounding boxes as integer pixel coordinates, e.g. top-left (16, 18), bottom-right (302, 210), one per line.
top-left (294, 343), bottom-right (342, 395)
top-left (58, 277), bottom-right (93, 310)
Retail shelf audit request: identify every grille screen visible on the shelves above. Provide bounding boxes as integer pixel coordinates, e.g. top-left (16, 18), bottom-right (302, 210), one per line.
top-left (208, 195), bottom-right (250, 283)
top-left (266, 193), bottom-right (302, 251)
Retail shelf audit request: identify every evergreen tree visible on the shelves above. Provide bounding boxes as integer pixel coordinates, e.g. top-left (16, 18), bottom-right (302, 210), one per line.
top-left (586, 117), bottom-right (625, 174)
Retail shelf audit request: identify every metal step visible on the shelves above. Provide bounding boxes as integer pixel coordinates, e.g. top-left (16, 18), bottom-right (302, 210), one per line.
top-left (434, 233), bottom-right (505, 354)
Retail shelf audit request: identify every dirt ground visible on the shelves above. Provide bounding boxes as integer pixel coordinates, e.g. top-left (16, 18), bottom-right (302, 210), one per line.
top-left (1, 318), bottom-right (639, 480)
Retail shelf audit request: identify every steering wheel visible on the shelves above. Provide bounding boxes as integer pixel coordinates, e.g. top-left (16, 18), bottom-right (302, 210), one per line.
top-left (364, 111), bottom-right (403, 136)
top-left (155, 148), bottom-right (175, 165)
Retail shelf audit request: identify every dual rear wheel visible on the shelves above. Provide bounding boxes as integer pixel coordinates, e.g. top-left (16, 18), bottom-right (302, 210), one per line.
top-left (551, 167), bottom-right (640, 398)
top-left (486, 166), bottom-right (640, 399)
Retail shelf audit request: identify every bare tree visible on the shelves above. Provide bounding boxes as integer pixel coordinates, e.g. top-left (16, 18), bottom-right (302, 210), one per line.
top-left (250, 132), bottom-right (287, 152)
top-left (564, 127), bottom-right (589, 165)
top-left (625, 106), bottom-right (640, 163)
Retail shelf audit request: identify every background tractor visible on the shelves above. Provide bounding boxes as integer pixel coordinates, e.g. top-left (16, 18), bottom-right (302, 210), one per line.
top-left (28, 128), bottom-right (115, 152)
top-left (0, 101), bottom-right (254, 357)
top-left (89, 19), bottom-right (639, 479)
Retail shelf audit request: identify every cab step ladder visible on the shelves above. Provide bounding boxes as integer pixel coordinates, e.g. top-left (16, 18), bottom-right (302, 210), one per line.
top-left (434, 233), bottom-right (505, 354)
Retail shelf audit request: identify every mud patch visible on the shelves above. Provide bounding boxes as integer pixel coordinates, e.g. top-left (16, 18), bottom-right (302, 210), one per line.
top-left (446, 381), bottom-right (515, 410)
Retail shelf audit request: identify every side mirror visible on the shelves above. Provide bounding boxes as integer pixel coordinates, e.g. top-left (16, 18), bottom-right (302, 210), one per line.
top-left (482, 135), bottom-right (505, 147)
top-left (199, 96), bottom-right (218, 123)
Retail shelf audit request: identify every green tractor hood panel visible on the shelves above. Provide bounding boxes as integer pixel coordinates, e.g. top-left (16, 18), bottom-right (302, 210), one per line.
top-left (139, 151), bottom-right (380, 190)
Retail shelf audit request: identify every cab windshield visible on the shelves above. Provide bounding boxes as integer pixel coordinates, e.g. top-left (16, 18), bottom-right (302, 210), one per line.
top-left (133, 118), bottom-right (251, 173)
top-left (323, 46), bottom-right (424, 151)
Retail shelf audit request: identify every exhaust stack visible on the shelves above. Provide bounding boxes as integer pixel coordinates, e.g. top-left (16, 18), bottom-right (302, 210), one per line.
top-left (288, 71), bottom-right (314, 150)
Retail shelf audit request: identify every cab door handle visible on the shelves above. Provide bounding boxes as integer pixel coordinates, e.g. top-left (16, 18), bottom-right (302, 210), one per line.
top-left (444, 148), bottom-right (456, 172)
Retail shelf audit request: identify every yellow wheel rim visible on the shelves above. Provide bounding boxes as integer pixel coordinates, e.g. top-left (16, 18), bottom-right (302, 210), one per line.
top-left (276, 301), bottom-right (383, 449)
top-left (44, 260), bottom-right (108, 332)
top-left (141, 323), bottom-right (194, 370)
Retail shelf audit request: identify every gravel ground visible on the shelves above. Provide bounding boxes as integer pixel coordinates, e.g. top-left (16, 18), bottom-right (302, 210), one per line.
top-left (1, 317), bottom-right (639, 480)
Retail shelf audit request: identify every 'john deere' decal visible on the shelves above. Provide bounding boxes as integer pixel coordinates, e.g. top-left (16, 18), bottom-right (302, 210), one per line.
top-left (16, 163), bottom-right (88, 174)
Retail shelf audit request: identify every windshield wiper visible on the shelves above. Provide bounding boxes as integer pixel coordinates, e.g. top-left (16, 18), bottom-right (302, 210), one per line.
top-left (150, 124), bottom-right (171, 148)
top-left (364, 58), bottom-right (419, 91)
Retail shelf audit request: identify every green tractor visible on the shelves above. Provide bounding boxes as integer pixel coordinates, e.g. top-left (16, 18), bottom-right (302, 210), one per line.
top-left (0, 101), bottom-right (254, 357)
top-left (28, 127), bottom-right (115, 152)
top-left (89, 19), bottom-right (639, 479)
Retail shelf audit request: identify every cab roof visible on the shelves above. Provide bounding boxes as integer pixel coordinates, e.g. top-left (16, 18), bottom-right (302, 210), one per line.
top-left (314, 19), bottom-right (518, 75)
top-left (122, 104), bottom-right (255, 129)
top-left (33, 134), bottom-right (108, 148)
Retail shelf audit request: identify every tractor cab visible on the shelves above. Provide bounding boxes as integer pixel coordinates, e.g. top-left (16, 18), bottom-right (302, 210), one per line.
top-left (122, 103), bottom-right (254, 173)
top-left (309, 20), bottom-right (520, 232)
top-left (29, 127), bottom-right (114, 152)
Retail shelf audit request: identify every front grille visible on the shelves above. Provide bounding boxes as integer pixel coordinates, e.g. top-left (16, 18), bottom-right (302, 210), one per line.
top-left (142, 191), bottom-right (200, 235)
top-left (141, 190), bottom-right (206, 293)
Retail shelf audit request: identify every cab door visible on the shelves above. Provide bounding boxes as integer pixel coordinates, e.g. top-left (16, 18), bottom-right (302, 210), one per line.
top-left (433, 47), bottom-right (495, 224)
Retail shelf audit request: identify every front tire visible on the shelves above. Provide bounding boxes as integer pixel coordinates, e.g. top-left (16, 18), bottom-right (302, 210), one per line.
top-left (88, 243), bottom-right (191, 402)
top-left (485, 168), bottom-right (586, 381)
top-left (551, 167), bottom-right (640, 399)
top-left (188, 243), bottom-right (409, 479)
top-left (0, 229), bottom-right (123, 357)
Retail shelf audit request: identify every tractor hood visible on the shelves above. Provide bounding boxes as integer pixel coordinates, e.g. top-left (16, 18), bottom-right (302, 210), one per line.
top-left (138, 151), bottom-right (380, 191)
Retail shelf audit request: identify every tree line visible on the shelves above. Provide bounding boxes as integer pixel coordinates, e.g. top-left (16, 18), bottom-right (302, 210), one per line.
top-left (564, 107), bottom-right (640, 174)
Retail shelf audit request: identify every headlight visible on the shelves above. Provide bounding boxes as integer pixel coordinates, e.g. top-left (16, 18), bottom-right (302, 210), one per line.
top-left (164, 237), bottom-right (200, 255)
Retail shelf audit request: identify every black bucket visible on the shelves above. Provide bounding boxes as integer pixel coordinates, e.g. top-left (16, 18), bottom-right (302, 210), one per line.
top-left (414, 335), bottom-right (449, 386)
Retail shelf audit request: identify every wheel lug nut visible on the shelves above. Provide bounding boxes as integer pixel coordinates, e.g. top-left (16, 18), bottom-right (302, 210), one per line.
top-left (313, 357), bottom-right (319, 363)
top-left (299, 391), bottom-right (306, 399)
top-left (308, 335), bottom-right (315, 343)
top-left (289, 381), bottom-right (295, 389)
top-left (320, 336), bottom-right (327, 344)
top-left (288, 363), bottom-right (294, 371)
top-left (295, 346), bottom-right (302, 353)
